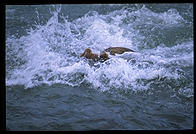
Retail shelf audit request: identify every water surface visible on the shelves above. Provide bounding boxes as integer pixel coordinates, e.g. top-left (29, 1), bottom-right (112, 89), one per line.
top-left (6, 4), bottom-right (193, 130)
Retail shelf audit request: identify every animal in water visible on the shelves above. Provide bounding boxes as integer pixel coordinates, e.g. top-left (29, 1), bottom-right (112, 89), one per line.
top-left (80, 48), bottom-right (99, 61)
top-left (104, 47), bottom-right (134, 55)
top-left (80, 47), bottom-right (134, 62)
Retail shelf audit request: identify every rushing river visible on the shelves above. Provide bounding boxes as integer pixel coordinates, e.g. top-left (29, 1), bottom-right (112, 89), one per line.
top-left (6, 4), bottom-right (193, 130)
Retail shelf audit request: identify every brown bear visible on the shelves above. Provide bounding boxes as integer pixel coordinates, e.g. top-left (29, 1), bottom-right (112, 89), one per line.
top-left (80, 47), bottom-right (134, 62)
top-left (80, 48), bottom-right (99, 61)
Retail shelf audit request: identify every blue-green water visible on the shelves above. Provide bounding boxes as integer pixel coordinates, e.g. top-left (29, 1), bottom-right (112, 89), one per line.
top-left (6, 4), bottom-right (193, 130)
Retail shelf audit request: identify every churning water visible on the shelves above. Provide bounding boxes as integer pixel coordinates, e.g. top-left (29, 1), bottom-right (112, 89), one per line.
top-left (6, 4), bottom-right (193, 130)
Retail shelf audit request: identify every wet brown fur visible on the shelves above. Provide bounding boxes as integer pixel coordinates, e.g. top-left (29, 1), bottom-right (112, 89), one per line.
top-left (104, 47), bottom-right (134, 55)
top-left (80, 48), bottom-right (99, 61)
top-left (80, 47), bottom-right (134, 62)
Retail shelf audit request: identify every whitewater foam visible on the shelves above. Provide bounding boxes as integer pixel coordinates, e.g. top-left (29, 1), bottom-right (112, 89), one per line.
top-left (6, 5), bottom-right (193, 97)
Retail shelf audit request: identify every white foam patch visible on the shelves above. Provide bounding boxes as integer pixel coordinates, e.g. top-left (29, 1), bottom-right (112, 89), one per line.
top-left (6, 5), bottom-right (193, 97)
top-left (77, 17), bottom-right (133, 53)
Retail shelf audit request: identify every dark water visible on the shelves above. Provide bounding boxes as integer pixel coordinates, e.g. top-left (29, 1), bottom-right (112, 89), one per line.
top-left (6, 4), bottom-right (193, 130)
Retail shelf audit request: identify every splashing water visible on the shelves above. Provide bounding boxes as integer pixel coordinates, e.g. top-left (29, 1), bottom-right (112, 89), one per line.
top-left (6, 5), bottom-right (193, 97)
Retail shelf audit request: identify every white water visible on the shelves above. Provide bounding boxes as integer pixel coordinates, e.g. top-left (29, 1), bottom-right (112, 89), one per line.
top-left (6, 5), bottom-right (193, 96)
